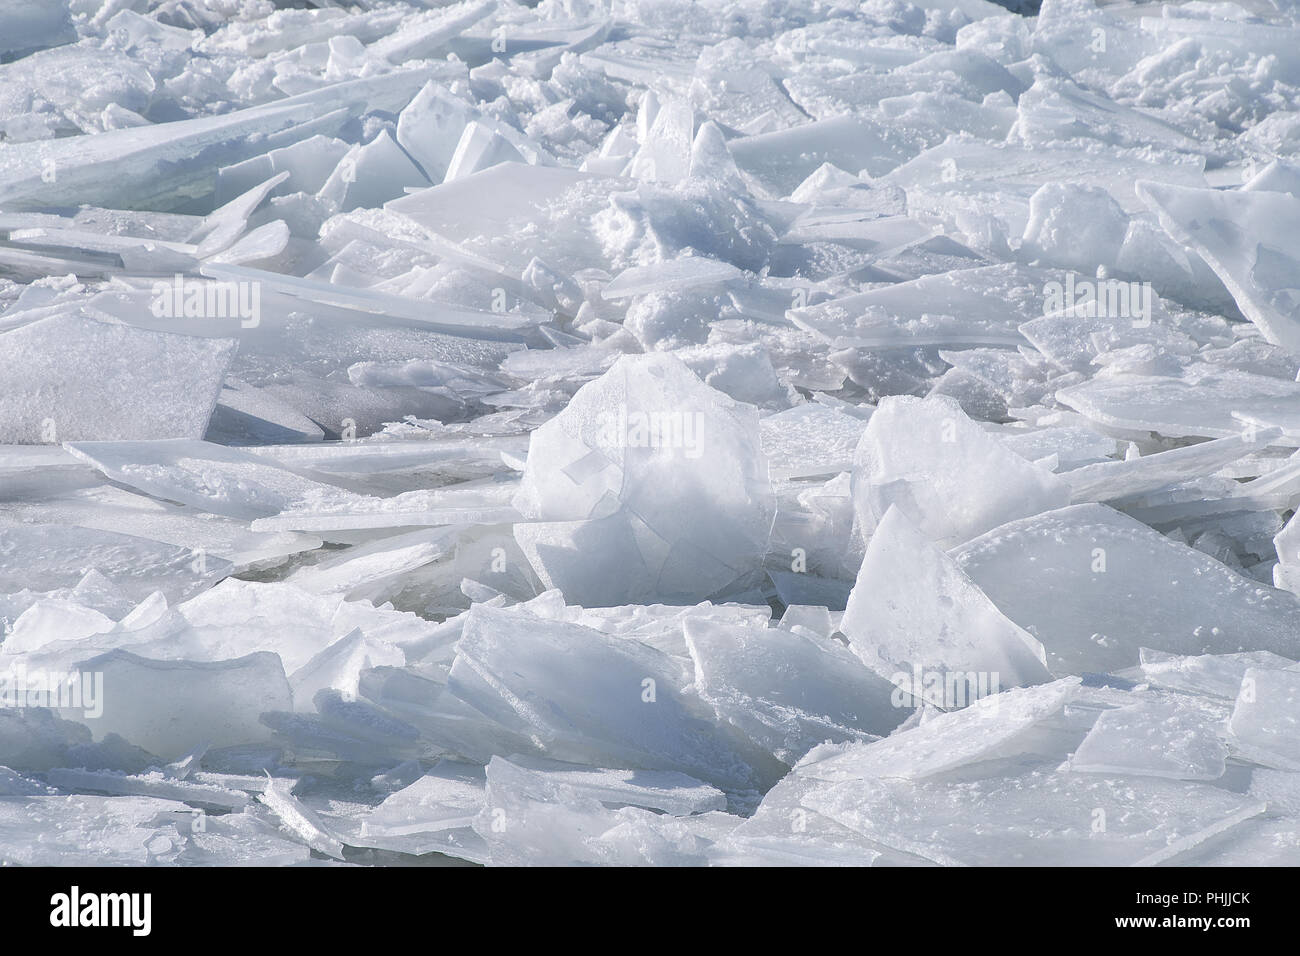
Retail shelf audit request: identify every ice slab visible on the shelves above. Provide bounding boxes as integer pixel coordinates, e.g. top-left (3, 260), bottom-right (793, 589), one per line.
top-left (759, 403), bottom-right (868, 479)
top-left (488, 754), bottom-right (726, 815)
top-left (712, 771), bottom-right (891, 867)
top-left (1135, 649), bottom-right (1297, 701)
top-left (728, 116), bottom-right (912, 198)
top-left (791, 264), bottom-right (1044, 349)
top-left (0, 71), bottom-right (431, 211)
top-left (513, 354), bottom-right (773, 606)
top-left (800, 766), bottom-right (1264, 866)
top-left (1056, 366), bottom-right (1300, 440)
top-left (684, 617), bottom-right (903, 763)
top-left (1067, 697), bottom-right (1227, 782)
top-left (841, 507), bottom-right (1052, 706)
top-left (473, 753), bottom-right (738, 866)
top-left (1063, 429), bottom-right (1282, 503)
top-left (852, 394), bottom-right (1070, 547)
top-left (1227, 668), bottom-right (1300, 770)
top-left (602, 257), bottom-right (743, 300)
top-left (64, 439), bottom-right (362, 521)
top-left (953, 504), bottom-right (1300, 675)
top-left (793, 679), bottom-right (1081, 782)
top-left (62, 649), bottom-right (291, 761)
top-left (0, 314), bottom-right (234, 444)
top-left (1139, 181), bottom-right (1300, 354)
top-left (447, 604), bottom-right (779, 791)
top-left (0, 523), bottom-right (227, 605)
top-left (0, 794), bottom-right (192, 866)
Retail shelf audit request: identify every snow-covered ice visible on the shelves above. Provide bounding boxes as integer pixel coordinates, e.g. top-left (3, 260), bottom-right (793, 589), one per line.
top-left (0, 0), bottom-right (1299, 868)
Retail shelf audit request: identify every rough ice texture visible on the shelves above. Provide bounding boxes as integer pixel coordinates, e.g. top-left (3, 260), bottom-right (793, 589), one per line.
top-left (2, 0), bottom-right (1300, 868)
top-left (0, 315), bottom-right (235, 443)
top-left (513, 353), bottom-right (773, 606)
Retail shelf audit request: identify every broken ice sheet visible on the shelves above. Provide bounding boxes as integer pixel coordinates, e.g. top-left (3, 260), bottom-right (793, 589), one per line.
top-left (1066, 696), bottom-right (1228, 782)
top-left (334, 758), bottom-right (489, 861)
top-left (1227, 668), bottom-right (1300, 771)
top-left (64, 439), bottom-right (363, 521)
top-left (0, 794), bottom-right (190, 866)
top-left (853, 394), bottom-right (1070, 547)
top-left (953, 504), bottom-right (1300, 675)
top-left (473, 754), bottom-right (737, 866)
top-left (1138, 180), bottom-right (1300, 354)
top-left (841, 506), bottom-right (1053, 705)
top-left (793, 679), bottom-right (1082, 783)
top-left (1134, 649), bottom-right (1297, 701)
top-left (512, 353), bottom-right (773, 606)
top-left (683, 616), bottom-right (904, 764)
top-left (1056, 364), bottom-right (1300, 440)
top-left (759, 403), bottom-right (869, 480)
top-left (0, 523), bottom-right (227, 604)
top-left (5, 0), bottom-right (1300, 870)
top-left (800, 767), bottom-right (1265, 867)
top-left (60, 649), bottom-right (291, 761)
top-left (791, 264), bottom-right (1047, 350)
top-left (447, 603), bottom-right (782, 792)
top-left (0, 314), bottom-right (234, 443)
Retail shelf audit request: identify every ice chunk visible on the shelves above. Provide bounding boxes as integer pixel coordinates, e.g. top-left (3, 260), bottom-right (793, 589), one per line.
top-left (1020, 183), bottom-right (1129, 274)
top-left (257, 774), bottom-right (345, 860)
top-left (1062, 428), bottom-right (1281, 503)
top-left (1139, 181), bottom-right (1300, 355)
top-left (44, 768), bottom-right (251, 811)
top-left (0, 314), bottom-right (234, 443)
top-left (712, 771), bottom-right (890, 867)
top-left (1136, 649), bottom-right (1297, 701)
top-left (602, 257), bottom-right (742, 300)
top-left (0, 524), bottom-right (227, 605)
top-left (190, 172), bottom-right (289, 258)
top-left (343, 759), bottom-right (488, 861)
top-left (474, 754), bottom-right (736, 866)
top-left (1067, 697), bottom-right (1227, 781)
top-left (953, 504), bottom-right (1300, 674)
top-left (487, 754), bottom-right (726, 815)
top-left (0, 71), bottom-right (430, 211)
top-left (323, 132), bottom-right (430, 213)
top-left (1056, 365), bottom-right (1300, 440)
top-left (513, 354), bottom-right (773, 606)
top-left (1227, 668), bottom-right (1300, 770)
top-left (852, 394), bottom-right (1070, 547)
top-left (287, 627), bottom-right (404, 713)
top-left (443, 123), bottom-right (526, 182)
top-left (447, 604), bottom-right (779, 791)
top-left (684, 617), bottom-right (903, 763)
top-left (841, 507), bottom-right (1052, 706)
top-left (64, 649), bottom-right (291, 760)
top-left (794, 679), bottom-right (1081, 782)
top-left (396, 82), bottom-right (473, 184)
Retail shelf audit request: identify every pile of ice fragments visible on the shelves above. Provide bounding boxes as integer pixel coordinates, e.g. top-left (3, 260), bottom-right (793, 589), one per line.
top-left (2, 0), bottom-right (1300, 867)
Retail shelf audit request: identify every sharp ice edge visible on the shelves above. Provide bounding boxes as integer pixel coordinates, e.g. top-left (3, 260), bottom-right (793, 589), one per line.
top-left (0, 0), bottom-right (1298, 866)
